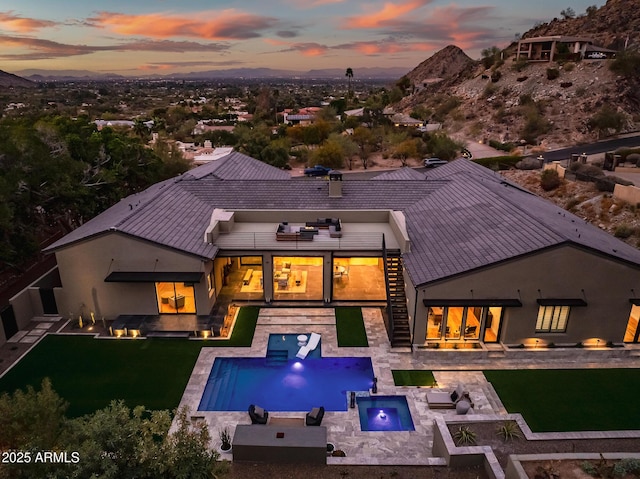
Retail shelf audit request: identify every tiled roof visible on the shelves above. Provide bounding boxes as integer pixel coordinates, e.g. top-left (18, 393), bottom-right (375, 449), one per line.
top-left (372, 167), bottom-right (427, 181)
top-left (47, 158), bottom-right (640, 284)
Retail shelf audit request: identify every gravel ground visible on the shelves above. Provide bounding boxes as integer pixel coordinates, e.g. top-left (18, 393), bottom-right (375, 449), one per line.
top-left (224, 463), bottom-right (488, 479)
top-left (448, 422), bottom-right (640, 467)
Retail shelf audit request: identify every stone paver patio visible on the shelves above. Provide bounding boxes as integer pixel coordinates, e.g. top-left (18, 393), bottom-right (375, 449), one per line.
top-left (177, 307), bottom-right (502, 465)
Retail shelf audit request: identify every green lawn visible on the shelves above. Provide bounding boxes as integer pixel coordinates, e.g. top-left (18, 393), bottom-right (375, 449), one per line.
top-left (0, 306), bottom-right (260, 417)
top-left (335, 307), bottom-right (369, 347)
top-left (392, 370), bottom-right (436, 387)
top-left (484, 368), bottom-right (640, 432)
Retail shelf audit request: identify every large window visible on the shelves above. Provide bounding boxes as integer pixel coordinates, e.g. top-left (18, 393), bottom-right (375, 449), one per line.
top-left (624, 305), bottom-right (640, 343)
top-left (215, 256), bottom-right (264, 301)
top-left (426, 305), bottom-right (503, 342)
top-left (156, 282), bottom-right (196, 314)
top-left (273, 256), bottom-right (323, 301)
top-left (332, 257), bottom-right (385, 301)
top-left (536, 306), bottom-right (569, 333)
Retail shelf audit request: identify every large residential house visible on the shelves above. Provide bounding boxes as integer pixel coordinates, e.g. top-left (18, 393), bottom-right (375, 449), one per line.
top-left (7, 153), bottom-right (640, 353)
top-left (516, 36), bottom-right (617, 62)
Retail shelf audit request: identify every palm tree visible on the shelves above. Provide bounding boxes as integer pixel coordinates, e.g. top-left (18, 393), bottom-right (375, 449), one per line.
top-left (345, 68), bottom-right (353, 99)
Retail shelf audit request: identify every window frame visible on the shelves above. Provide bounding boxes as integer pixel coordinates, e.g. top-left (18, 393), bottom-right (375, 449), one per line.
top-left (535, 305), bottom-right (570, 333)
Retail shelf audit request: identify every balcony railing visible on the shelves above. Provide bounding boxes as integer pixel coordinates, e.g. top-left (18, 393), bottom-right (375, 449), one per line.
top-left (213, 232), bottom-right (389, 250)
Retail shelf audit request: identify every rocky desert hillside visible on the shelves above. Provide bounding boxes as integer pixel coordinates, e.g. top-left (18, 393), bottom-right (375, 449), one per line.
top-left (395, 0), bottom-right (640, 150)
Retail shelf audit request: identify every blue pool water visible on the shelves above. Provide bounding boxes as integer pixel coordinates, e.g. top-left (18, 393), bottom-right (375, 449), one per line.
top-left (266, 333), bottom-right (321, 360)
top-left (198, 356), bottom-right (374, 412)
top-left (357, 396), bottom-right (415, 431)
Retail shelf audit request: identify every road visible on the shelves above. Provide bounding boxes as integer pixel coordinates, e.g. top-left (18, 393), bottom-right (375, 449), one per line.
top-left (543, 134), bottom-right (640, 162)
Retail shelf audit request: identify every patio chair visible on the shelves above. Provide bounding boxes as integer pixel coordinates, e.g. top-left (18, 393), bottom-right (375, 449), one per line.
top-left (248, 404), bottom-right (269, 424)
top-left (426, 383), bottom-right (466, 409)
top-left (305, 406), bottom-right (325, 426)
top-left (464, 325), bottom-right (477, 337)
top-left (296, 332), bottom-right (321, 359)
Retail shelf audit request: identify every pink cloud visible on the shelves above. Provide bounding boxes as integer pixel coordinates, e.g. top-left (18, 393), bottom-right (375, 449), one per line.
top-left (88, 10), bottom-right (277, 40)
top-left (345, 0), bottom-right (432, 29)
top-left (0, 11), bottom-right (57, 32)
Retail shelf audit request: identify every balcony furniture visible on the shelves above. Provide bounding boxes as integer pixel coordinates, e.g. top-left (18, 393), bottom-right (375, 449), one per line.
top-left (277, 274), bottom-right (289, 289)
top-left (248, 404), bottom-right (269, 425)
top-left (276, 223), bottom-right (315, 241)
top-left (305, 406), bottom-right (325, 426)
top-left (168, 294), bottom-right (185, 309)
top-left (243, 269), bottom-right (254, 285)
top-left (296, 332), bottom-right (321, 359)
top-left (464, 325), bottom-right (478, 337)
top-left (426, 384), bottom-right (466, 409)
top-left (305, 217), bottom-right (342, 238)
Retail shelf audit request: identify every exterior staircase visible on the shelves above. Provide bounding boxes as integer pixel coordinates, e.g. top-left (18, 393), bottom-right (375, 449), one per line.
top-left (385, 250), bottom-right (412, 349)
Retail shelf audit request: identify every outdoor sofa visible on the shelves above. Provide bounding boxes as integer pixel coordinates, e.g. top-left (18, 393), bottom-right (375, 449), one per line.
top-left (425, 384), bottom-right (467, 409)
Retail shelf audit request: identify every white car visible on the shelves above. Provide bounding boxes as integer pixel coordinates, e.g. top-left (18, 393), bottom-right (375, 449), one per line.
top-left (423, 158), bottom-right (448, 168)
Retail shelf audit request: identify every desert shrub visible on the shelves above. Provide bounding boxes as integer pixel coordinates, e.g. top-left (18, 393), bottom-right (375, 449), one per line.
top-left (595, 177), bottom-right (616, 192)
top-left (516, 157), bottom-right (543, 169)
top-left (563, 62), bottom-right (575, 72)
top-left (453, 425), bottom-right (476, 446)
top-left (541, 169), bottom-right (561, 190)
top-left (491, 70), bottom-right (502, 83)
top-left (565, 198), bottom-right (580, 211)
top-left (474, 155), bottom-right (523, 170)
top-left (433, 95), bottom-right (461, 121)
top-left (546, 68), bottom-right (560, 80)
top-left (614, 225), bottom-right (634, 239)
top-left (560, 82), bottom-right (573, 88)
top-left (615, 147), bottom-right (640, 161)
top-left (612, 458), bottom-right (640, 477)
top-left (496, 421), bottom-right (521, 442)
top-left (522, 108), bottom-right (551, 144)
top-left (481, 83), bottom-right (498, 98)
top-left (512, 57), bottom-right (528, 72)
top-left (588, 105), bottom-right (626, 138)
top-left (581, 461), bottom-right (598, 476)
top-left (488, 139), bottom-right (516, 152)
top-left (519, 94), bottom-right (535, 106)
top-left (570, 163), bottom-right (605, 178)
top-left (610, 49), bottom-right (640, 77)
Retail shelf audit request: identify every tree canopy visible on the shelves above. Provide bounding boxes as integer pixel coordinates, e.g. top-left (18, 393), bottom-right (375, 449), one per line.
top-left (0, 115), bottom-right (191, 267)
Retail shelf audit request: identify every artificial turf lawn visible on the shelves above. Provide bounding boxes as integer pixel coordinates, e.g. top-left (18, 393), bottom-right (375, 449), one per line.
top-left (335, 307), bottom-right (369, 347)
top-left (392, 370), bottom-right (436, 387)
top-left (484, 368), bottom-right (640, 432)
top-left (0, 306), bottom-right (260, 418)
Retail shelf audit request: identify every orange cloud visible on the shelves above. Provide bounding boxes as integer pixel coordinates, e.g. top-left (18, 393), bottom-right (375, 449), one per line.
top-left (0, 11), bottom-right (57, 32)
top-left (345, 0), bottom-right (431, 29)
top-left (346, 40), bottom-right (437, 55)
top-left (89, 10), bottom-right (276, 40)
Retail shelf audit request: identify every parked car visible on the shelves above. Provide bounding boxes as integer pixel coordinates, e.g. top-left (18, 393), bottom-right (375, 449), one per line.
top-left (423, 158), bottom-right (448, 168)
top-left (304, 165), bottom-right (332, 177)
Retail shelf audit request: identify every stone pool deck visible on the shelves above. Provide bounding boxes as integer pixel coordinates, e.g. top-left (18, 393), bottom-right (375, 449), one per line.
top-left (177, 307), bottom-right (506, 465)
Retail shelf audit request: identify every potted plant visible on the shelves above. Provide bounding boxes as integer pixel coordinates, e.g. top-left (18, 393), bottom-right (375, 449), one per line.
top-left (219, 427), bottom-right (232, 453)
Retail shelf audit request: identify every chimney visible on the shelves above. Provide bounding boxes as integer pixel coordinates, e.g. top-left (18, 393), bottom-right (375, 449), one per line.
top-left (328, 170), bottom-right (343, 198)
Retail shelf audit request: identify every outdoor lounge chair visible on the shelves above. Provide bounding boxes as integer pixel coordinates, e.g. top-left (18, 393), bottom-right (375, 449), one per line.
top-left (296, 332), bottom-right (321, 359)
top-left (426, 383), bottom-right (466, 409)
top-left (305, 406), bottom-right (325, 426)
top-left (248, 404), bottom-right (269, 424)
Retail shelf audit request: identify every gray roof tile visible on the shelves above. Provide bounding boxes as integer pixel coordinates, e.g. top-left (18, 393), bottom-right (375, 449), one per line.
top-left (47, 158), bottom-right (640, 285)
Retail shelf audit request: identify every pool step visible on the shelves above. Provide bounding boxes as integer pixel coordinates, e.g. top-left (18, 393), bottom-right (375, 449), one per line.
top-left (213, 362), bottom-right (240, 410)
top-left (266, 349), bottom-right (289, 365)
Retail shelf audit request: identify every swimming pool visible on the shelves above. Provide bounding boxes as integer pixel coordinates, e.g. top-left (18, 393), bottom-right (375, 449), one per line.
top-left (357, 395), bottom-right (415, 431)
top-left (198, 356), bottom-right (374, 412)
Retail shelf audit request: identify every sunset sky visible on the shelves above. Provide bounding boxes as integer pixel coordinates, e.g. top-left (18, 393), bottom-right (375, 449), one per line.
top-left (1, 1), bottom-right (604, 75)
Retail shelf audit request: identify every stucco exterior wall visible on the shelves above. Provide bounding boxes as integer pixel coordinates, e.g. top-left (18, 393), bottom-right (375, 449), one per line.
top-left (413, 245), bottom-right (640, 345)
top-left (54, 233), bottom-right (208, 318)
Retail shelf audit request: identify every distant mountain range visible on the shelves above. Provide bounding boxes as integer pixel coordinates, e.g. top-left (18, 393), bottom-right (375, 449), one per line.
top-left (7, 66), bottom-right (410, 82)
